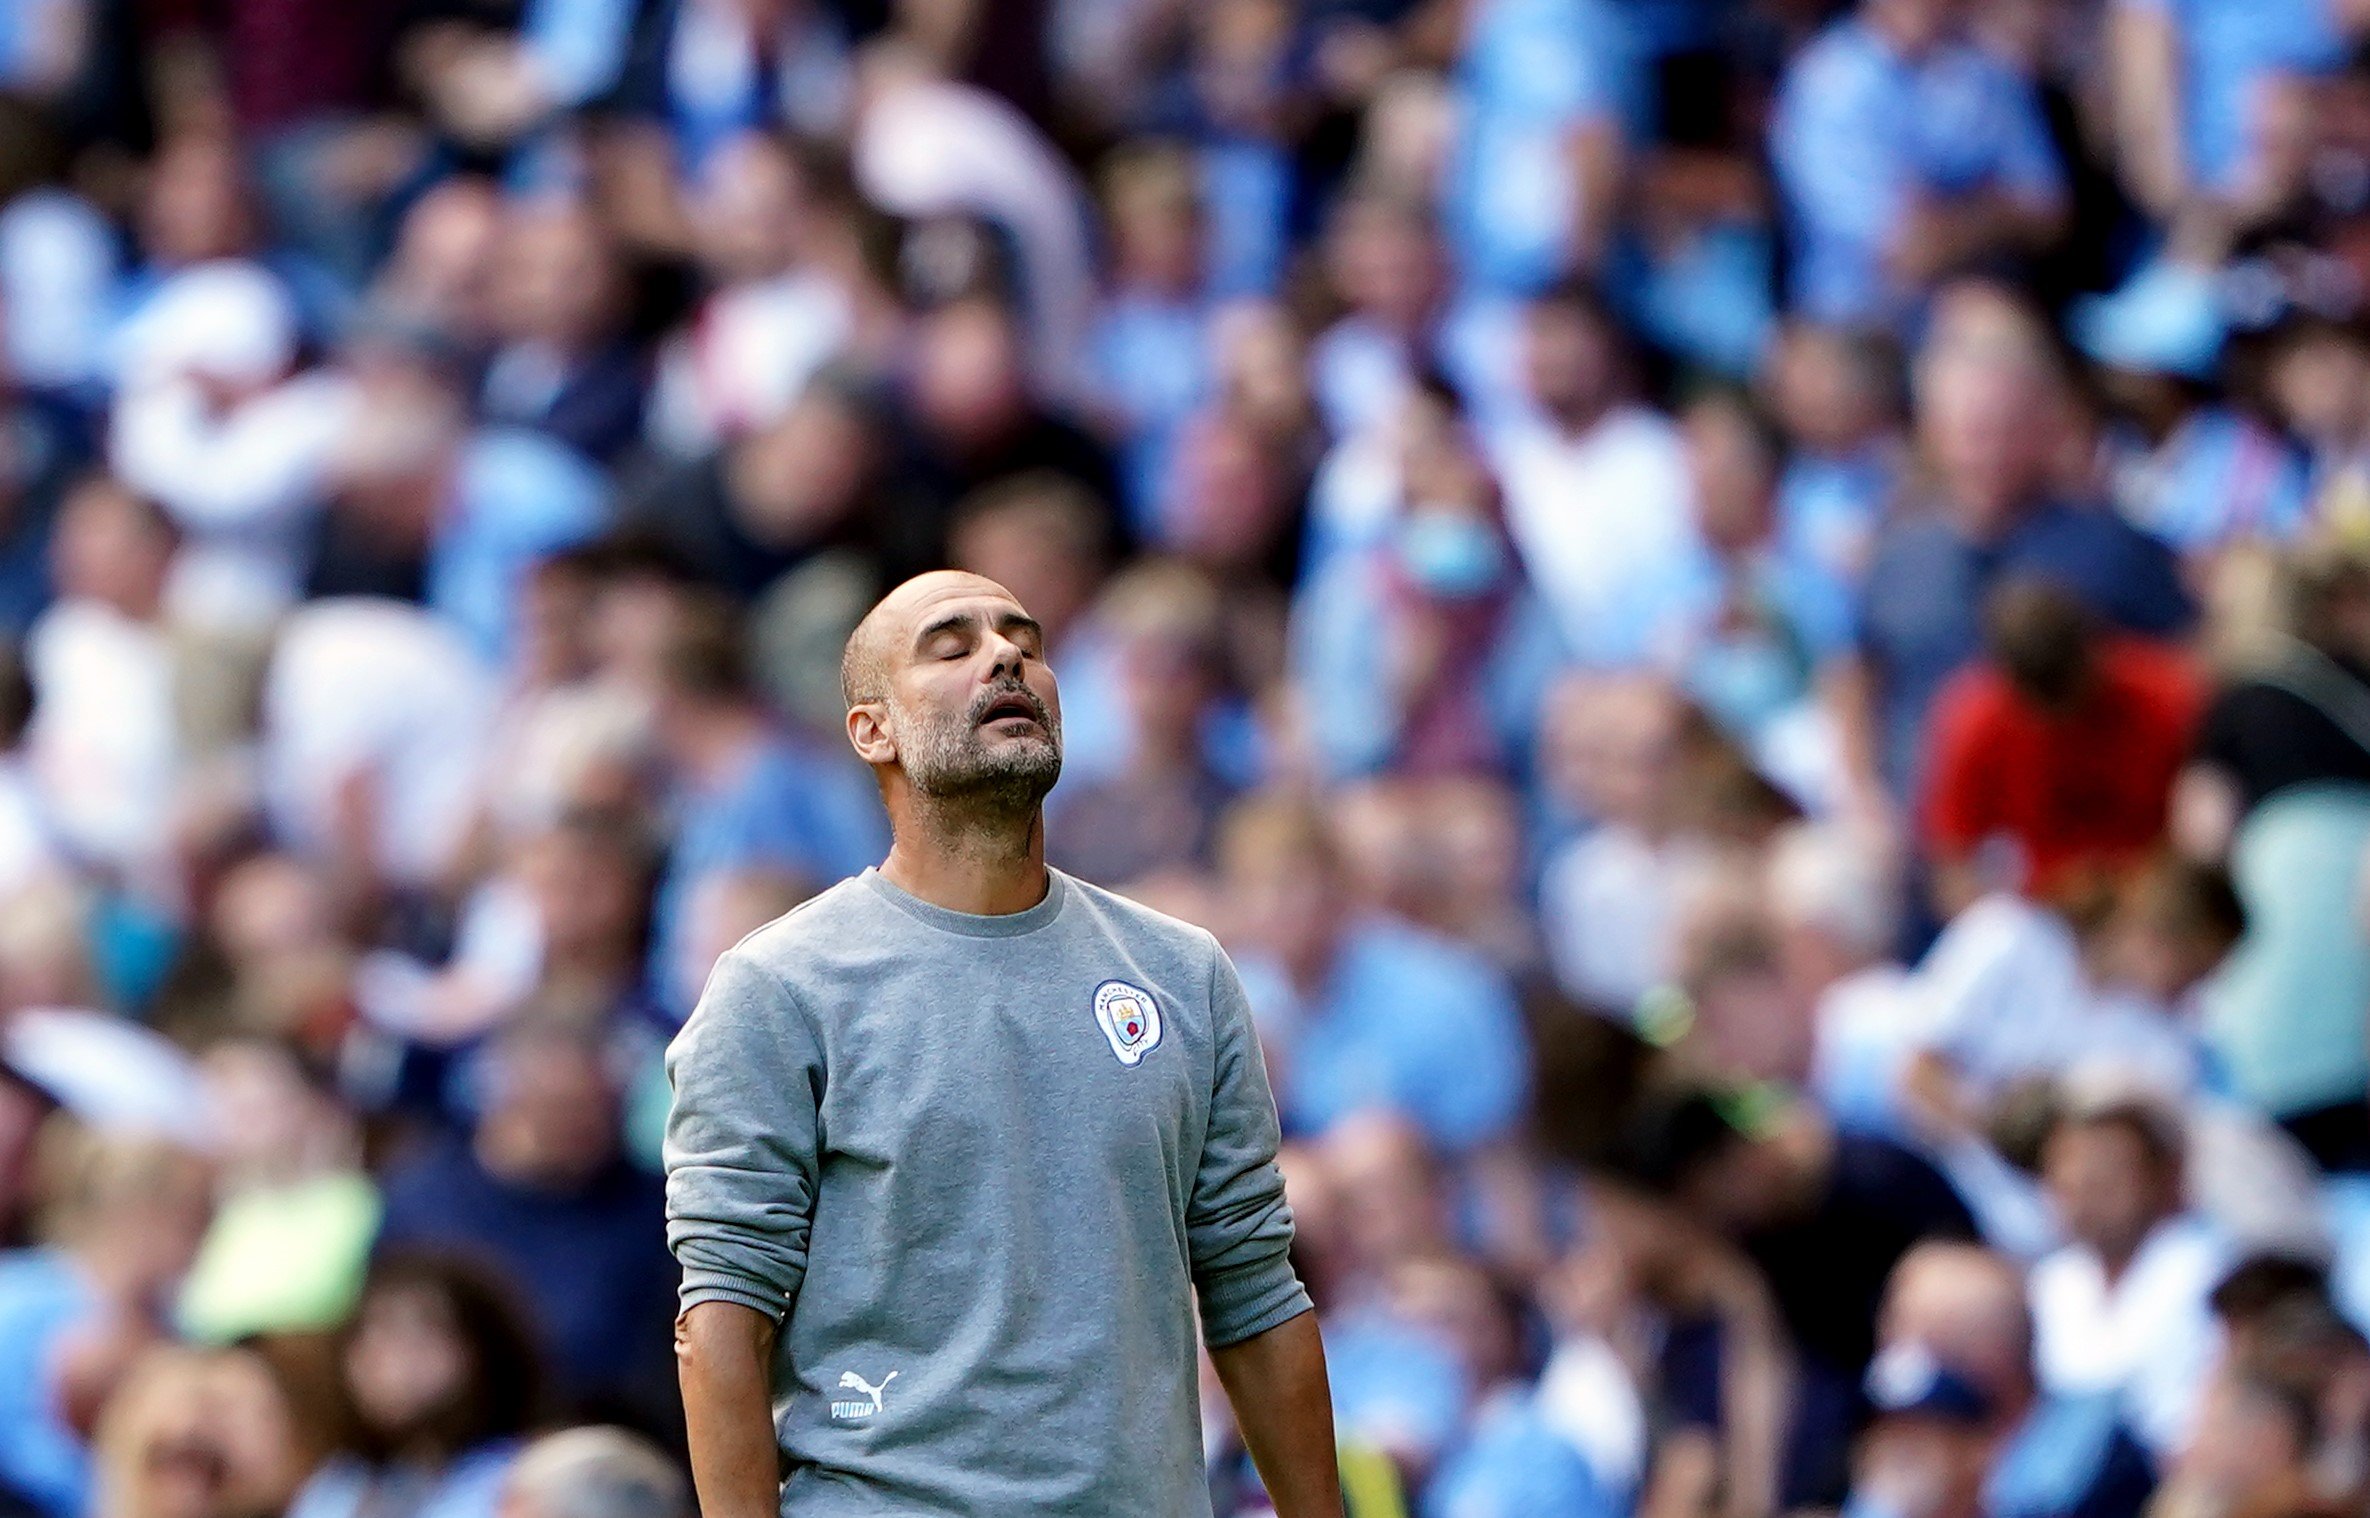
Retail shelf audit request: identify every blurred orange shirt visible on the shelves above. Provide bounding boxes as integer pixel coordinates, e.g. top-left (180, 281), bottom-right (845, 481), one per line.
top-left (1920, 638), bottom-right (2204, 898)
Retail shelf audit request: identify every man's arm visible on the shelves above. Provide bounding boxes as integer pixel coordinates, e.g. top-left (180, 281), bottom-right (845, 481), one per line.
top-left (664, 950), bottom-right (824, 1518)
top-left (1210, 1311), bottom-right (1342, 1518)
top-left (677, 1301), bottom-right (784, 1518)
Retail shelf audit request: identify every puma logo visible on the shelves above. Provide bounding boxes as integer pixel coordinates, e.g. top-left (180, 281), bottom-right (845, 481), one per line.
top-left (830, 1370), bottom-right (899, 1420)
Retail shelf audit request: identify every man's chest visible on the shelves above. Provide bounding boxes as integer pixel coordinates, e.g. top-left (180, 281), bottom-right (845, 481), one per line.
top-left (806, 963), bottom-right (1211, 1188)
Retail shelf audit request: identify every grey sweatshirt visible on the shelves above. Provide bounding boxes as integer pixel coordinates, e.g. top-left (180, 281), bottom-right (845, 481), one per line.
top-left (664, 866), bottom-right (1311, 1516)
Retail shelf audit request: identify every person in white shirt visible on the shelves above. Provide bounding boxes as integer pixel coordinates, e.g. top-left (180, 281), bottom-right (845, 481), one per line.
top-left (24, 476), bottom-right (182, 883)
top-left (1482, 279), bottom-right (1714, 667)
top-left (106, 260), bottom-right (355, 626)
top-left (1536, 673), bottom-right (1713, 1016)
top-left (2028, 1091), bottom-right (2227, 1456)
top-left (644, 132), bottom-right (854, 458)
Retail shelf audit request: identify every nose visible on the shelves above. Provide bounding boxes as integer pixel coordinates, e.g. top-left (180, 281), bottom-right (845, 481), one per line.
top-left (983, 630), bottom-right (1027, 683)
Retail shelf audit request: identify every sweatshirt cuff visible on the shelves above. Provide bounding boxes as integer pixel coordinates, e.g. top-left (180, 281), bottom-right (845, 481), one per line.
top-left (1200, 1271), bottom-right (1314, 1349)
top-left (678, 1271), bottom-right (794, 1324)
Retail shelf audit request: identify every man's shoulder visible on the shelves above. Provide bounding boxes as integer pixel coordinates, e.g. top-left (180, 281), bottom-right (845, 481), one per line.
top-left (1054, 870), bottom-right (1223, 965)
top-left (723, 874), bottom-right (888, 969)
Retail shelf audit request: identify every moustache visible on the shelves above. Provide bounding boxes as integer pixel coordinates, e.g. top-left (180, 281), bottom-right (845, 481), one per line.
top-left (968, 682), bottom-right (1052, 728)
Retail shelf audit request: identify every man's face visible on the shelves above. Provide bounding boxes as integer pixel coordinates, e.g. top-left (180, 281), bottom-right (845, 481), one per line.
top-left (882, 586), bottom-right (1063, 808)
top-left (2042, 1121), bottom-right (2173, 1261)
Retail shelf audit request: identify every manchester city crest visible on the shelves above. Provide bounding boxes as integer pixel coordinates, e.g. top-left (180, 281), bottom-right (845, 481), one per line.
top-left (1092, 980), bottom-right (1163, 1066)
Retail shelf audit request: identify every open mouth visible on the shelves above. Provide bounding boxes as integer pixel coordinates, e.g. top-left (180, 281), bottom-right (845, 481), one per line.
top-left (977, 690), bottom-right (1043, 728)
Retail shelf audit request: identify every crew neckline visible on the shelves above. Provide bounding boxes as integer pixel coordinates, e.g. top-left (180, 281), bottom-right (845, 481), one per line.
top-left (860, 866), bottom-right (1070, 939)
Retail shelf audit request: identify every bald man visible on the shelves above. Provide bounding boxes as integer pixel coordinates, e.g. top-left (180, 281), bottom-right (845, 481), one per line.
top-left (665, 572), bottom-right (1339, 1517)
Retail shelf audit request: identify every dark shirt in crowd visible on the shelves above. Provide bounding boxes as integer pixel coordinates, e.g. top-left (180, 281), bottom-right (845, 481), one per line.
top-left (375, 1137), bottom-right (676, 1404)
top-left (2194, 648), bottom-right (2370, 814)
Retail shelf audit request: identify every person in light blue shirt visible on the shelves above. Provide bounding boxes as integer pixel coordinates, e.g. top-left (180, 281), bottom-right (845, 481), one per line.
top-left (1086, 144), bottom-right (1219, 531)
top-left (1445, 0), bottom-right (1637, 298)
top-left (0, 1249), bottom-right (97, 1518)
top-left (2113, 0), bottom-right (2343, 206)
top-left (1770, 0), bottom-right (2067, 329)
top-left (1221, 795), bottom-right (1530, 1155)
top-left (637, 594), bottom-right (887, 1017)
top-left (429, 428), bottom-right (612, 664)
top-left (1425, 1390), bottom-right (1622, 1518)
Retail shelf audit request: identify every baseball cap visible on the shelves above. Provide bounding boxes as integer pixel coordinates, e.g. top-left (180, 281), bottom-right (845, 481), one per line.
top-left (1865, 1343), bottom-right (1996, 1425)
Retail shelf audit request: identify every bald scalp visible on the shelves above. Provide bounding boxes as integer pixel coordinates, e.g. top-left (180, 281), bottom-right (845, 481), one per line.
top-left (840, 570), bottom-right (1019, 711)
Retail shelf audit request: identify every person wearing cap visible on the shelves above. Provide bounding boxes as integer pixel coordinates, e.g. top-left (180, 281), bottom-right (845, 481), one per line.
top-left (1863, 1242), bottom-right (2159, 1518)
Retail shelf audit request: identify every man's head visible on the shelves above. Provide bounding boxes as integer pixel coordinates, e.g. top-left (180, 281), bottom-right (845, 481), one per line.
top-left (841, 571), bottom-right (1062, 820)
top-left (500, 1427), bottom-right (688, 1518)
top-left (1864, 0), bottom-right (1963, 56)
top-left (474, 1019), bottom-right (621, 1190)
top-left (1982, 576), bottom-right (2099, 713)
top-left (1522, 279), bottom-right (1624, 431)
top-left (1880, 1242), bottom-right (2037, 1415)
top-left (1914, 282), bottom-right (2068, 535)
top-left (2040, 1092), bottom-right (2185, 1269)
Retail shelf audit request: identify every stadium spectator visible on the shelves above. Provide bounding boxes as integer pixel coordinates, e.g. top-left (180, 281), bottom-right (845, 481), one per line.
top-left (1771, 0), bottom-right (2068, 328)
top-left (1920, 577), bottom-right (2203, 912)
top-left (286, 1252), bottom-right (541, 1518)
top-left (0, 1123), bottom-right (211, 1518)
top-left (477, 201), bottom-right (645, 466)
top-left (25, 1), bottom-right (2370, 1511)
top-left (2030, 1091), bottom-right (2228, 1455)
top-left (498, 1427), bottom-right (685, 1518)
top-left (375, 1018), bottom-right (674, 1414)
top-left (1217, 791), bottom-right (1529, 1156)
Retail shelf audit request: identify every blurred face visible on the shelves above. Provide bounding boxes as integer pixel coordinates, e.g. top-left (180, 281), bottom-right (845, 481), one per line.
top-left (1221, 834), bottom-right (1340, 976)
top-left (514, 560), bottom-right (599, 689)
top-left (1524, 301), bottom-right (1618, 426)
top-left (948, 504), bottom-right (1099, 646)
top-left (480, 1042), bottom-right (619, 1186)
top-left (2041, 1120), bottom-right (2177, 1263)
top-left (1770, 326), bottom-right (1887, 453)
top-left (868, 579), bottom-right (1063, 807)
top-left (207, 1352), bottom-right (301, 1518)
top-left (1689, 962), bottom-right (1805, 1086)
top-left (1879, 1248), bottom-right (2031, 1408)
top-left (1917, 350), bottom-right (2053, 533)
top-left (1867, 0), bottom-right (1962, 54)
top-left (346, 1284), bottom-right (469, 1441)
top-left (382, 182), bottom-right (502, 342)
top-left (519, 830), bottom-right (643, 964)
top-left (909, 304), bottom-right (1028, 447)
top-left (1165, 412), bottom-right (1288, 572)
top-left (695, 134), bottom-right (807, 282)
top-left (52, 481), bottom-right (173, 617)
top-left (201, 1043), bottom-right (333, 1182)
top-left (141, 137), bottom-right (257, 266)
top-left (2269, 328), bottom-right (2370, 444)
top-left (1211, 300), bottom-right (1312, 434)
top-left (1324, 201), bottom-right (1439, 328)
top-left (491, 206), bottom-right (621, 349)
top-left (1324, 1116), bottom-right (1450, 1275)
top-left (731, 393), bottom-right (876, 545)
top-left (1113, 629), bottom-right (1216, 752)
top-left (1686, 401), bottom-right (1777, 553)
top-left (1108, 177), bottom-right (1202, 294)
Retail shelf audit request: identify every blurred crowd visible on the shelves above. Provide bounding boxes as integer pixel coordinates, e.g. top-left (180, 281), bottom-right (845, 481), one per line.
top-left (14, 0), bottom-right (2370, 1516)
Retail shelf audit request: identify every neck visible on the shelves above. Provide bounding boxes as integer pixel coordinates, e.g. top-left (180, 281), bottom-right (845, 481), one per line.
top-left (1550, 394), bottom-right (1614, 439)
top-left (880, 800), bottom-right (1050, 916)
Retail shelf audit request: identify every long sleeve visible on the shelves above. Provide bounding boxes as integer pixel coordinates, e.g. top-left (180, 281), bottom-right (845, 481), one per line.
top-left (663, 947), bottom-right (824, 1322)
top-left (1188, 944), bottom-right (1312, 1349)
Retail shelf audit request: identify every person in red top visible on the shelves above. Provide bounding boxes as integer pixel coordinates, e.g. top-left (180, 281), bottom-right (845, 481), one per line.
top-left (1921, 575), bottom-right (2204, 915)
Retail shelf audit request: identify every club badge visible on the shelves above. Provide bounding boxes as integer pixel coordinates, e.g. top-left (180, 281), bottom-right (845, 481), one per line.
top-left (1093, 980), bottom-right (1163, 1067)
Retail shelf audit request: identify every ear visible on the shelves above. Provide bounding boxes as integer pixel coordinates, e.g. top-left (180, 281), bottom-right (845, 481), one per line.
top-left (846, 702), bottom-right (897, 767)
